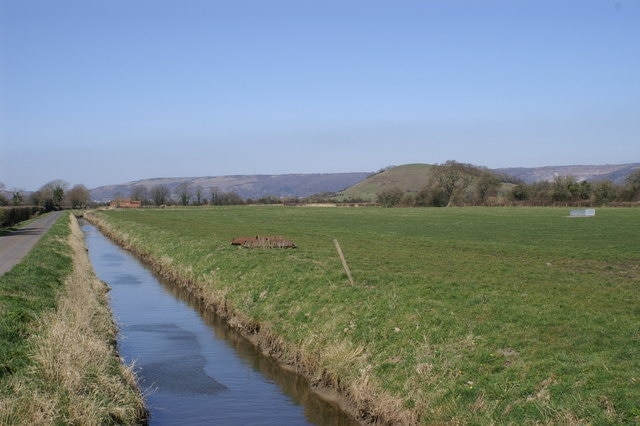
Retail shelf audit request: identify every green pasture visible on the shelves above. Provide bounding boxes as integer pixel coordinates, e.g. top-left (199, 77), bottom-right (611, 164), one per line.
top-left (94, 206), bottom-right (640, 423)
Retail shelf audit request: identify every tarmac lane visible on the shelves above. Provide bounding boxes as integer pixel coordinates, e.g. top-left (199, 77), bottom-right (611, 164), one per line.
top-left (0, 211), bottom-right (64, 276)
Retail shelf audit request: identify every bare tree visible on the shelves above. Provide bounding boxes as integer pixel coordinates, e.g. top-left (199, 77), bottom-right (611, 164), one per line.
top-left (35, 179), bottom-right (69, 211)
top-left (174, 182), bottom-right (191, 206)
top-left (150, 184), bottom-right (170, 206)
top-left (219, 191), bottom-right (244, 205)
top-left (476, 172), bottom-right (501, 205)
top-left (195, 185), bottom-right (203, 206)
top-left (625, 169), bottom-right (640, 201)
top-left (130, 185), bottom-right (149, 205)
top-left (429, 161), bottom-right (476, 207)
top-left (210, 187), bottom-right (220, 205)
top-left (66, 184), bottom-right (91, 208)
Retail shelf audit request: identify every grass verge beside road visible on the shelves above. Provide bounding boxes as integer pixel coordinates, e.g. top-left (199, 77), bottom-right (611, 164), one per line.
top-left (0, 213), bottom-right (146, 424)
top-left (87, 206), bottom-right (640, 424)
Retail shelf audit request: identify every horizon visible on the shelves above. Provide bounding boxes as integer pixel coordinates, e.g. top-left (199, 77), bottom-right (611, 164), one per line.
top-left (2, 160), bottom-right (638, 193)
top-left (2, 1), bottom-right (639, 191)
top-left (70, 160), bottom-right (640, 190)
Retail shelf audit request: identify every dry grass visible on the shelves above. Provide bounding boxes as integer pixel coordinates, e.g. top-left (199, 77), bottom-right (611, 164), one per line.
top-left (0, 214), bottom-right (146, 425)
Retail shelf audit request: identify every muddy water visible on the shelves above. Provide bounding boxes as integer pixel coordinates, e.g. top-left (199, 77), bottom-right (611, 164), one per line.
top-left (81, 222), bottom-right (358, 425)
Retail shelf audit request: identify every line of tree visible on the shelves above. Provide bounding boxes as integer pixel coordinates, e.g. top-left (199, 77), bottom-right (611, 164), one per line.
top-left (376, 161), bottom-right (640, 207)
top-left (508, 172), bottom-right (640, 206)
top-left (125, 162), bottom-right (640, 208)
top-left (0, 180), bottom-right (92, 210)
top-left (5, 165), bottom-right (638, 212)
top-left (129, 183), bottom-right (316, 207)
top-left (126, 184), bottom-right (247, 207)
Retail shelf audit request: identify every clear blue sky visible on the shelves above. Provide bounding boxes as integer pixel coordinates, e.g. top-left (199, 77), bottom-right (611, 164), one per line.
top-left (1, 0), bottom-right (639, 190)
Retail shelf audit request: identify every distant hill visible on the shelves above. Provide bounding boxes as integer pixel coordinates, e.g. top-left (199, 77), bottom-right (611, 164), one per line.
top-left (86, 162), bottom-right (639, 203)
top-left (495, 163), bottom-right (640, 185)
top-left (338, 164), bottom-right (434, 201)
top-left (89, 173), bottom-right (371, 202)
top-left (337, 162), bottom-right (640, 202)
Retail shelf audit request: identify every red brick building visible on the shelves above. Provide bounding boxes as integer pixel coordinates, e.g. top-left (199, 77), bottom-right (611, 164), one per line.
top-left (109, 198), bottom-right (142, 208)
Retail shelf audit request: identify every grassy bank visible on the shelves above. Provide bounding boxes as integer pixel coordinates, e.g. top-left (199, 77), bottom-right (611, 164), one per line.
top-left (0, 213), bottom-right (146, 424)
top-left (86, 207), bottom-right (639, 424)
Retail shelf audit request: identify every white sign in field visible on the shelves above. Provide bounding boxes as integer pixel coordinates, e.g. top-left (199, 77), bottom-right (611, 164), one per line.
top-left (570, 209), bottom-right (596, 217)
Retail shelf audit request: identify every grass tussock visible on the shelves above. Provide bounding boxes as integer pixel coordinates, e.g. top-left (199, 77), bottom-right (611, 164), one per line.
top-left (0, 214), bottom-right (146, 425)
top-left (85, 207), bottom-right (640, 424)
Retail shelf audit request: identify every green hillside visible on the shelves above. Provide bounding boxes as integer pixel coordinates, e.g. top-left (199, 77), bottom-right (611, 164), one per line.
top-left (337, 163), bottom-right (434, 201)
top-left (337, 163), bottom-right (515, 204)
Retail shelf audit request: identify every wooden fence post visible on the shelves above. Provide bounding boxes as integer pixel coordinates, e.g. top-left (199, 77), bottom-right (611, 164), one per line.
top-left (333, 239), bottom-right (355, 286)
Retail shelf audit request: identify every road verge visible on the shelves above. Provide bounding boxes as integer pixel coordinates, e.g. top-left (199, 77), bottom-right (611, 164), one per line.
top-left (0, 213), bottom-right (147, 424)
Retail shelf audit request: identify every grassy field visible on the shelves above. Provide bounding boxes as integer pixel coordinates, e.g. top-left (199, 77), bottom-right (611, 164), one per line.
top-left (89, 206), bottom-right (640, 424)
top-left (0, 213), bottom-right (145, 424)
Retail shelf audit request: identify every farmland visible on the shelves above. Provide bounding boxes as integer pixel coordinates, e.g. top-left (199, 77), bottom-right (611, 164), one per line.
top-left (87, 206), bottom-right (640, 424)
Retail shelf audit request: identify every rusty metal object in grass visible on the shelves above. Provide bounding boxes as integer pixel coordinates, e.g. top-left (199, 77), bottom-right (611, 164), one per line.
top-left (231, 236), bottom-right (297, 249)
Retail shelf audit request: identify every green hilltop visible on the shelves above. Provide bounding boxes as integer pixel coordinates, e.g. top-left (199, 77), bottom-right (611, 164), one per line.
top-left (336, 163), bottom-right (513, 203)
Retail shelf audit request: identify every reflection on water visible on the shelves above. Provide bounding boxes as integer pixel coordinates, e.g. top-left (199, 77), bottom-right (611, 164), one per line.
top-left (81, 222), bottom-right (358, 426)
top-left (124, 323), bottom-right (228, 395)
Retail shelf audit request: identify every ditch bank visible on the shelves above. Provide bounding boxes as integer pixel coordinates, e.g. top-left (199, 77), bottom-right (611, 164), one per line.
top-left (0, 213), bottom-right (147, 424)
top-left (84, 211), bottom-right (415, 425)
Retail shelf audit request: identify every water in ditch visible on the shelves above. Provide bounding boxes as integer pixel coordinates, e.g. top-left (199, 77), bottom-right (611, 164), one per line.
top-left (81, 221), bottom-right (358, 425)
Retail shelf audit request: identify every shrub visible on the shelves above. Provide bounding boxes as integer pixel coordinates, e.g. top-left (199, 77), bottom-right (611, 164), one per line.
top-left (376, 187), bottom-right (404, 207)
top-left (0, 206), bottom-right (44, 228)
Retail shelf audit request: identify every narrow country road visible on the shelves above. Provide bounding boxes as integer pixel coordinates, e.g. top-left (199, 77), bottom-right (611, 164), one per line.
top-left (0, 211), bottom-right (64, 276)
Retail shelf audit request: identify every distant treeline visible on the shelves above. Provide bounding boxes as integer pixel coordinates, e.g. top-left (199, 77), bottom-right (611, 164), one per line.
top-left (375, 161), bottom-right (640, 208)
top-left (1, 179), bottom-right (94, 212)
top-left (114, 162), bottom-right (640, 208)
top-left (5, 163), bottom-right (637, 212)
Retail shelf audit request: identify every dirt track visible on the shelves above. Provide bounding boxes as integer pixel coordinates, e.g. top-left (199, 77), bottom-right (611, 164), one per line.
top-left (0, 211), bottom-right (64, 276)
